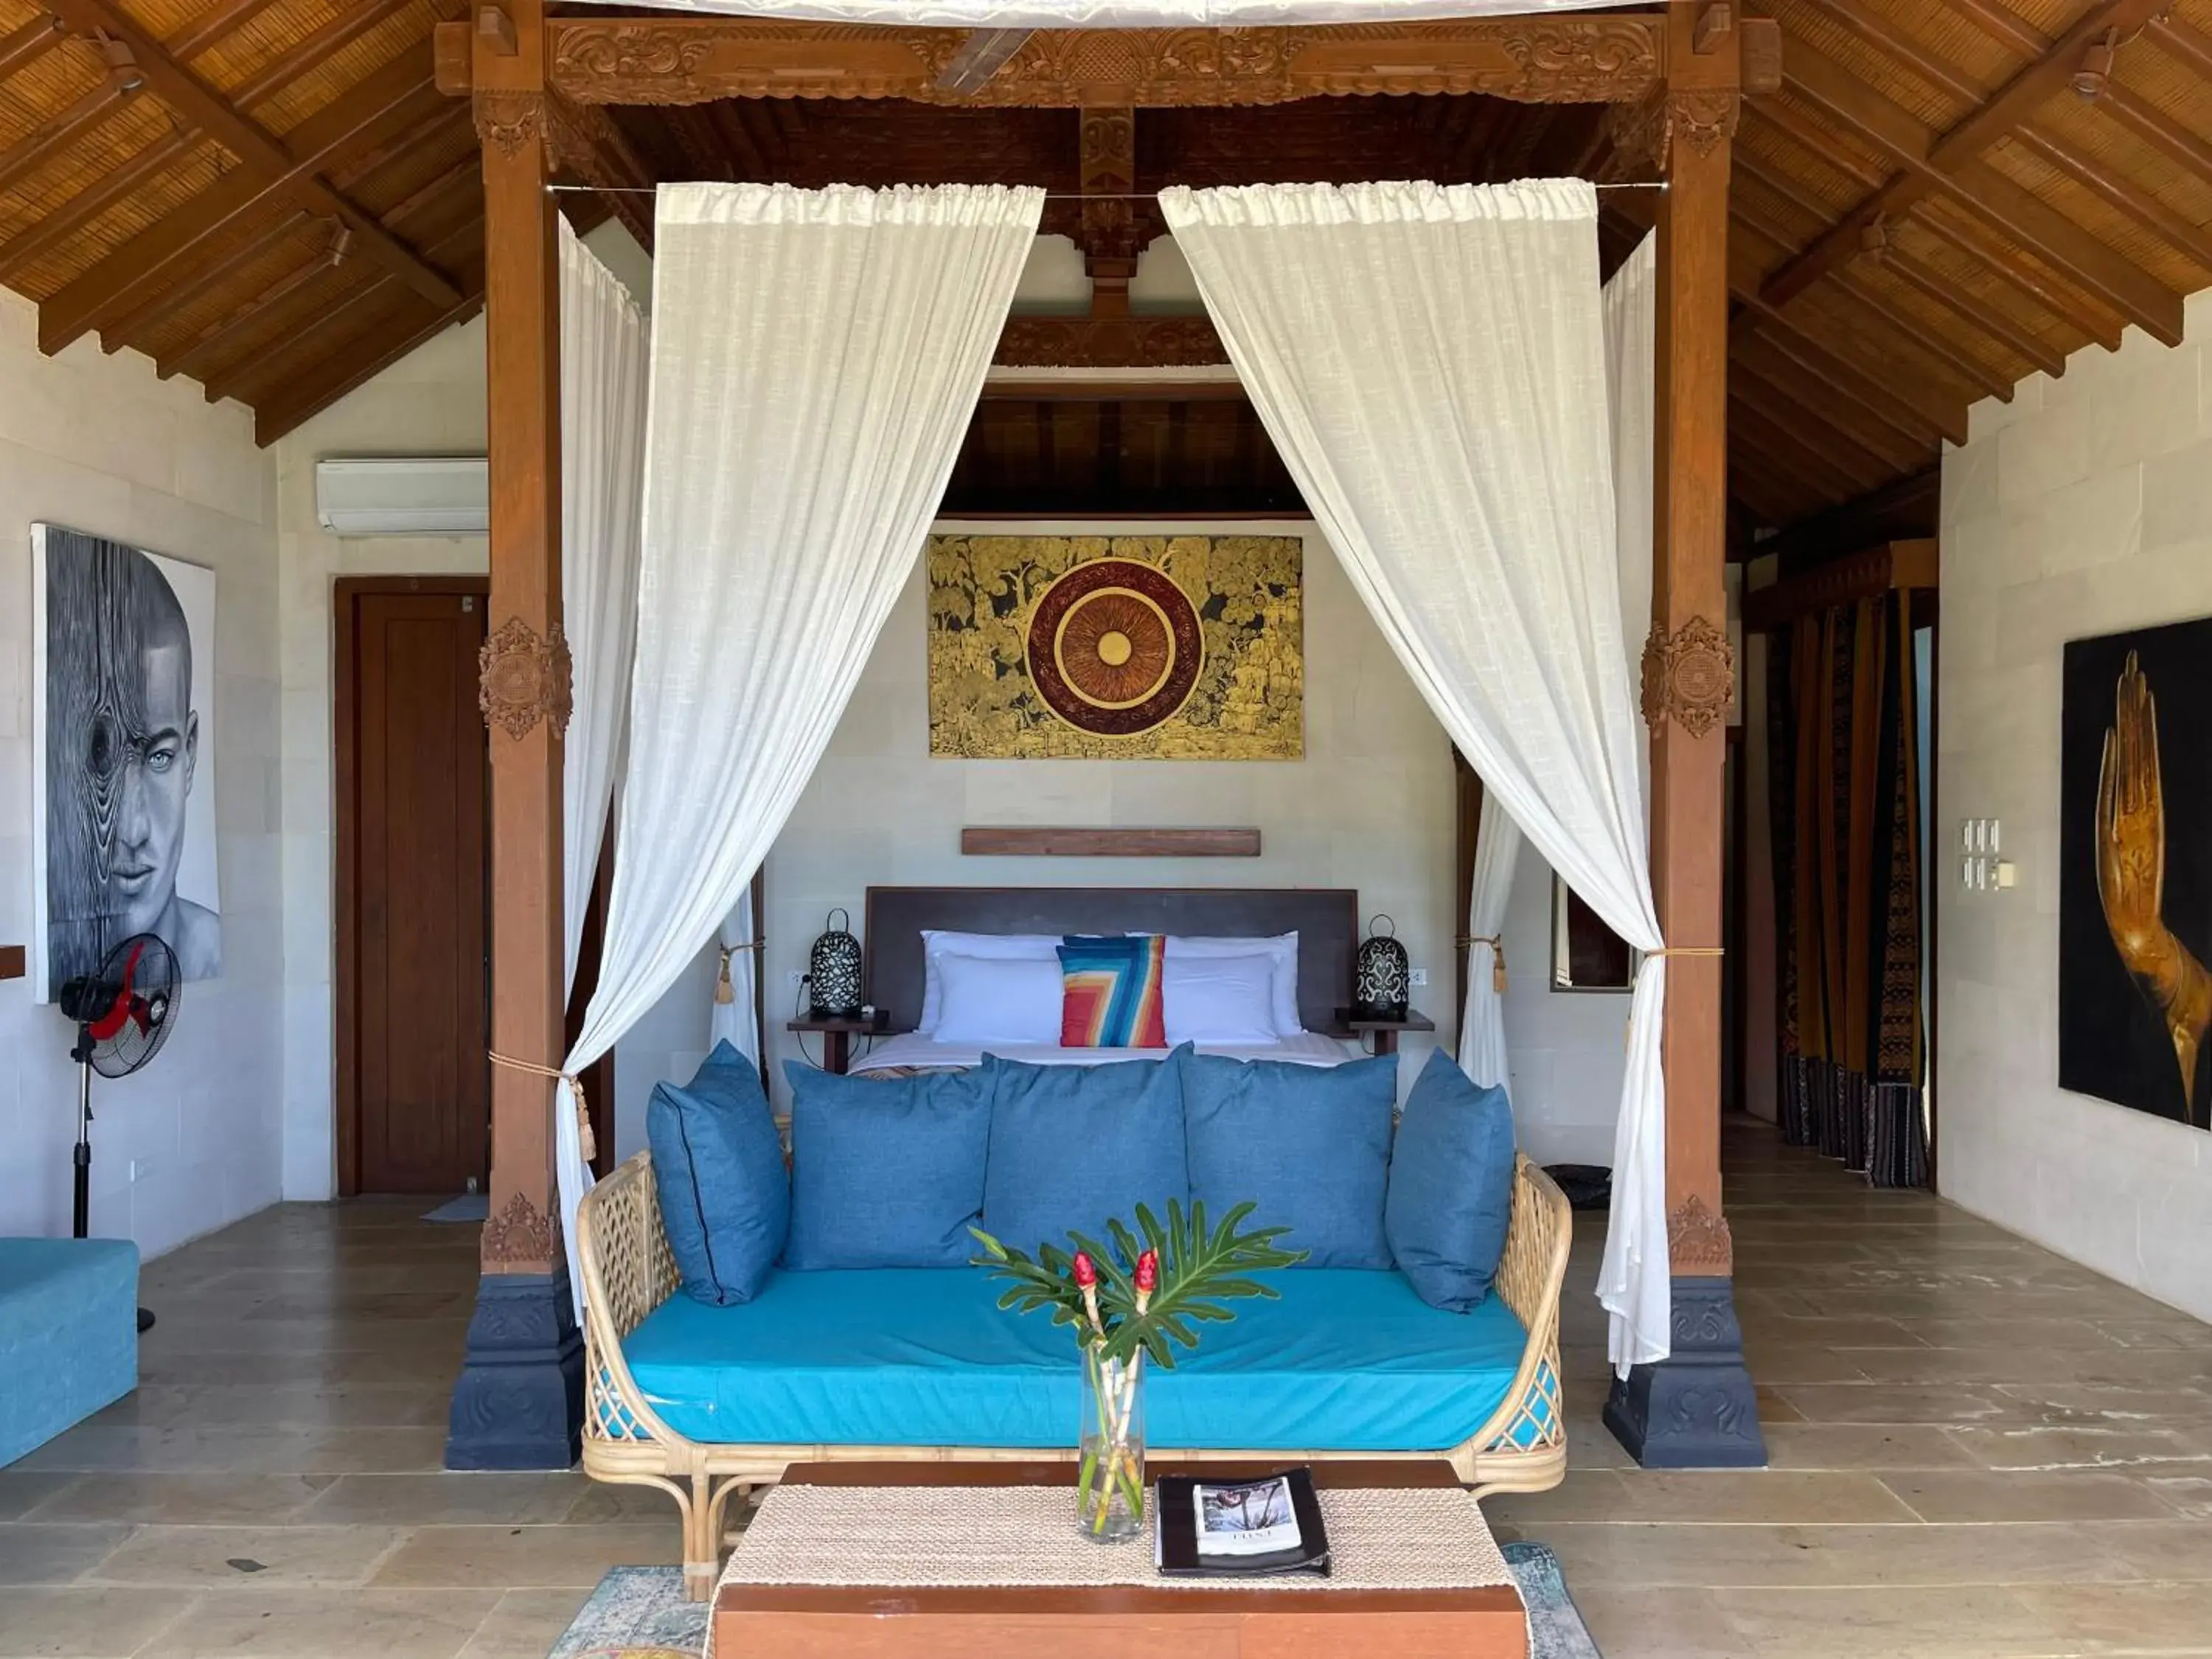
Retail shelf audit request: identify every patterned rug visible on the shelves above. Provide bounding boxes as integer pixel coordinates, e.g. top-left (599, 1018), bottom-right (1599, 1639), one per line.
top-left (549, 1543), bottom-right (1601, 1658)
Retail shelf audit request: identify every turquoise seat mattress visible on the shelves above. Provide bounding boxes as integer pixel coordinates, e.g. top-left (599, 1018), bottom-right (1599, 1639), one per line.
top-left (619, 1267), bottom-right (1542, 1452)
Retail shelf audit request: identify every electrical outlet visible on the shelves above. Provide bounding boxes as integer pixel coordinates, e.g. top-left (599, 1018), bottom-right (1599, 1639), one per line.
top-left (129, 1158), bottom-right (156, 1183)
top-left (1408, 967), bottom-right (1429, 988)
top-left (785, 970), bottom-right (807, 988)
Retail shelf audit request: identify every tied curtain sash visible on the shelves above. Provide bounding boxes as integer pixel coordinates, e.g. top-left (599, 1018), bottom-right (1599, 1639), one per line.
top-left (550, 183), bottom-right (1044, 1314)
top-left (1161, 179), bottom-right (1672, 1374)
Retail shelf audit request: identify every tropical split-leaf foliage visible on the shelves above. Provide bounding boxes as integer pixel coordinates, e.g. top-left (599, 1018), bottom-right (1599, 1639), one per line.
top-left (970, 1199), bottom-right (1307, 1368)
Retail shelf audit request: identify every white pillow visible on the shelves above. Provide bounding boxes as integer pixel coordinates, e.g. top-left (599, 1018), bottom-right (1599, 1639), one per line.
top-left (919, 931), bottom-right (1064, 1033)
top-left (931, 953), bottom-right (1068, 1047)
top-left (1164, 952), bottom-right (1282, 1046)
top-left (1165, 932), bottom-right (1302, 1035)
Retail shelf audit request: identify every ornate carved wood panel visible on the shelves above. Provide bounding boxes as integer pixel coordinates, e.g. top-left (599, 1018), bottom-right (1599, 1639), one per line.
top-left (538, 18), bottom-right (1666, 108)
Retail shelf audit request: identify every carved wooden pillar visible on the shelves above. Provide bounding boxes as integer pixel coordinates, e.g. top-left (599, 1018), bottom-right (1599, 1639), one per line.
top-left (1078, 105), bottom-right (1141, 316)
top-left (1603, 1), bottom-right (1767, 1470)
top-left (445, 0), bottom-right (582, 1471)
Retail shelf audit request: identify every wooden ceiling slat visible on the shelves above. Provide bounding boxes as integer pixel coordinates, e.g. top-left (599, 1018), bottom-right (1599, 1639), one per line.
top-left (0, 14), bottom-right (64, 82)
top-left (2099, 82), bottom-right (2212, 187)
top-left (1795, 0), bottom-right (1986, 106)
top-left (231, 0), bottom-right (414, 112)
top-left (101, 206), bottom-right (309, 346)
top-left (1769, 29), bottom-right (2183, 342)
top-left (1878, 240), bottom-right (2067, 377)
top-left (41, 0), bottom-right (460, 321)
top-left (0, 80), bottom-right (131, 197)
top-left (36, 41), bottom-right (437, 353)
top-left (254, 254), bottom-right (485, 444)
top-left (1935, 0), bottom-right (2046, 57)
top-left (168, 0), bottom-right (294, 63)
top-left (161, 242), bottom-right (340, 382)
top-left (1731, 355), bottom-right (1908, 482)
top-left (0, 124), bottom-right (195, 286)
top-left (221, 210), bottom-right (481, 408)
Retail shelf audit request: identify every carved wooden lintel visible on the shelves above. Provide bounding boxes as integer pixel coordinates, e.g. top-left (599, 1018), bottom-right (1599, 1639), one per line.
top-left (1668, 1192), bottom-right (1734, 1276)
top-left (1641, 614), bottom-right (1735, 739)
top-left (538, 18), bottom-right (1664, 108)
top-left (481, 1189), bottom-right (557, 1266)
top-left (995, 313), bottom-right (1227, 369)
top-left (471, 88), bottom-right (541, 161)
top-left (479, 615), bottom-right (573, 742)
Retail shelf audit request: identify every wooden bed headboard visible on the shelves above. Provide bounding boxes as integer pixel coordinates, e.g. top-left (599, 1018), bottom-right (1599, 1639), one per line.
top-left (861, 887), bottom-right (1360, 1035)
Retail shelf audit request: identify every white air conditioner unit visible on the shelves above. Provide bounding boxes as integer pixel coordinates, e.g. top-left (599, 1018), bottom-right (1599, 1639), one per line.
top-left (315, 456), bottom-right (489, 536)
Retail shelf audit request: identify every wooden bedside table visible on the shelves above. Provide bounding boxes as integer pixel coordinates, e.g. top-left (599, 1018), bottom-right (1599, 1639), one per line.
top-left (1329, 1008), bottom-right (1438, 1057)
top-left (786, 1010), bottom-right (897, 1075)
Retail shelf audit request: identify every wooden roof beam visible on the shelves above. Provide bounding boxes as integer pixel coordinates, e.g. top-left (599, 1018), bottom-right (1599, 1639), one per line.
top-left (252, 246), bottom-right (487, 444)
top-left (41, 0), bottom-right (460, 336)
top-left (230, 0), bottom-right (414, 111)
top-left (1909, 198), bottom-right (2123, 349)
top-left (2147, 13), bottom-right (2212, 82)
top-left (1728, 276), bottom-right (1964, 446)
top-left (0, 79), bottom-right (132, 197)
top-left (2098, 83), bottom-right (2212, 188)
top-left (2011, 125), bottom-right (2212, 277)
top-left (38, 42), bottom-right (439, 354)
top-left (1731, 358), bottom-right (1909, 484)
top-left (1829, 265), bottom-right (2014, 402)
top-left (161, 239), bottom-right (342, 384)
top-left (167, 0), bottom-right (291, 62)
top-left (100, 208), bottom-right (310, 347)
top-left (1729, 396), bottom-right (1877, 502)
top-left (0, 13), bottom-right (64, 81)
top-left (1730, 344), bottom-right (1930, 473)
top-left (0, 124), bottom-right (196, 287)
top-left (1874, 237), bottom-right (2067, 378)
top-left (1762, 4), bottom-right (2183, 344)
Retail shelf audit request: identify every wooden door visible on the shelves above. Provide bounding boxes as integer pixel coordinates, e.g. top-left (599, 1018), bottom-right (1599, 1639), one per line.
top-left (338, 581), bottom-right (490, 1194)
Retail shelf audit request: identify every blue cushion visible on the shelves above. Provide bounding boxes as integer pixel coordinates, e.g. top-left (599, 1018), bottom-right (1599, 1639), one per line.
top-left (1385, 1048), bottom-right (1519, 1312)
top-left (783, 1063), bottom-right (992, 1270)
top-left (0, 1237), bottom-right (138, 1467)
top-left (1178, 1049), bottom-right (1396, 1267)
top-left (646, 1041), bottom-right (787, 1307)
top-left (980, 1048), bottom-right (1190, 1254)
top-left (620, 1265), bottom-right (1534, 1452)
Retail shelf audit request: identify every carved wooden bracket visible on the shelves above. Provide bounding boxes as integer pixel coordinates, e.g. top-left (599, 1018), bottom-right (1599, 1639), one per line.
top-left (1603, 85), bottom-right (1739, 175)
top-left (1668, 1192), bottom-right (1734, 1276)
top-left (471, 88), bottom-right (540, 161)
top-left (1641, 614), bottom-right (1735, 739)
top-left (479, 615), bottom-right (573, 742)
top-left (481, 1189), bottom-right (557, 1267)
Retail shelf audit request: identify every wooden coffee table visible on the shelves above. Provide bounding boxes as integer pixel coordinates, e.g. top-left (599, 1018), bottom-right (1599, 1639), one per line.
top-left (712, 1459), bottom-right (1528, 1659)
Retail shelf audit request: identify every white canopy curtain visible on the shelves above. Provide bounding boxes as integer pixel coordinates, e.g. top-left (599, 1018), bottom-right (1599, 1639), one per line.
top-left (549, 181), bottom-right (1043, 1314)
top-left (1161, 178), bottom-right (1671, 1374)
top-left (559, 219), bottom-right (650, 995)
top-left (1458, 787), bottom-right (1520, 1094)
top-left (572, 1), bottom-right (1627, 24)
top-left (1458, 235), bottom-right (1655, 1101)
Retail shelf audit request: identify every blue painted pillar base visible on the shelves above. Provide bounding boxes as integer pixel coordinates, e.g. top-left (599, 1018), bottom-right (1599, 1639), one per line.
top-left (445, 1267), bottom-right (583, 1470)
top-left (1603, 1275), bottom-right (1768, 1469)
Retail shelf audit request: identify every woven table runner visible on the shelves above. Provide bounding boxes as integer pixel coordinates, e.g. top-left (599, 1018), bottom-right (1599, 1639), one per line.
top-left (719, 1483), bottom-right (1517, 1594)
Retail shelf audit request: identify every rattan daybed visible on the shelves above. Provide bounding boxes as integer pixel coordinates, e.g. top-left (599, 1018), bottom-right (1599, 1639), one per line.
top-left (576, 1150), bottom-right (1572, 1598)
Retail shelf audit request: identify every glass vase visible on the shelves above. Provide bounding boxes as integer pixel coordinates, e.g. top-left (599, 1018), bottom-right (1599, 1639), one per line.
top-left (1077, 1343), bottom-right (1145, 1542)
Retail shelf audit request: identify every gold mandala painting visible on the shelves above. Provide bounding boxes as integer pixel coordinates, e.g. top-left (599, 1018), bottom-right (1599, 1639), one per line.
top-left (928, 535), bottom-right (1303, 760)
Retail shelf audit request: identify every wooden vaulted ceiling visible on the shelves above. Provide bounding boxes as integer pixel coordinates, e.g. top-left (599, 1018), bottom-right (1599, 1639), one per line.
top-left (2, 1), bottom-right (2211, 544)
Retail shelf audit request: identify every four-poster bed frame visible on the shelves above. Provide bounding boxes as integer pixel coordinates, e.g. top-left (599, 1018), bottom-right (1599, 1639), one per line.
top-left (440, 0), bottom-right (1766, 1477)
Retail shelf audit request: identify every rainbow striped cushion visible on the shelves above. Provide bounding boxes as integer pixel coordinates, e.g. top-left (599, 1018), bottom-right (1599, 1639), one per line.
top-left (1057, 934), bottom-right (1166, 1048)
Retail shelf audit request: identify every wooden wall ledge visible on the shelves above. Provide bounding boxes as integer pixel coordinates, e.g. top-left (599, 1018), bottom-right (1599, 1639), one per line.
top-left (961, 827), bottom-right (1262, 858)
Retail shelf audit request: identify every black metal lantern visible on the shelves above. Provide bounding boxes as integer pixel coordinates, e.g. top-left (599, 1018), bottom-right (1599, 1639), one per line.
top-left (807, 908), bottom-right (864, 1020)
top-left (1354, 914), bottom-right (1410, 1023)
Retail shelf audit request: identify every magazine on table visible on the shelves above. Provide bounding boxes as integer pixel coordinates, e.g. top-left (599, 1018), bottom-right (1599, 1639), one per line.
top-left (1154, 1468), bottom-right (1330, 1577)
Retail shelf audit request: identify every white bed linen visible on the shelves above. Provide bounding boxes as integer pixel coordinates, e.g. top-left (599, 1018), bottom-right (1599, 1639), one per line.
top-left (850, 1030), bottom-right (1354, 1074)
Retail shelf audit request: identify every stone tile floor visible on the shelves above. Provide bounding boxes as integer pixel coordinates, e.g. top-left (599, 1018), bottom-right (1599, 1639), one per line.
top-left (1, 1116), bottom-right (2207, 1657)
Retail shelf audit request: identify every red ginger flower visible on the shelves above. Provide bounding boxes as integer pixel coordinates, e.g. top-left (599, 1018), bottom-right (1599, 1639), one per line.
top-left (1134, 1250), bottom-right (1158, 1294)
top-left (1072, 1251), bottom-right (1097, 1288)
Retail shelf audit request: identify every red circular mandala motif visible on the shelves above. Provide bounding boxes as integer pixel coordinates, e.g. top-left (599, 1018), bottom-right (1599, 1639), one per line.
top-left (1026, 559), bottom-right (1203, 737)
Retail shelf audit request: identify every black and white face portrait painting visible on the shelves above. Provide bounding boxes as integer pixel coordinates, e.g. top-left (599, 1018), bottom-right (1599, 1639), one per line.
top-left (33, 526), bottom-right (222, 1001)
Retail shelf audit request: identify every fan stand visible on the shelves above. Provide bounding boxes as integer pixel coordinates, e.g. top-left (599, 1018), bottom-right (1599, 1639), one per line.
top-left (69, 1026), bottom-right (156, 1335)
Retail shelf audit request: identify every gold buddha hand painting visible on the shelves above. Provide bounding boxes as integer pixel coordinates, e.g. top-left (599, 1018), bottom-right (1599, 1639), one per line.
top-left (2062, 626), bottom-right (2212, 1131)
